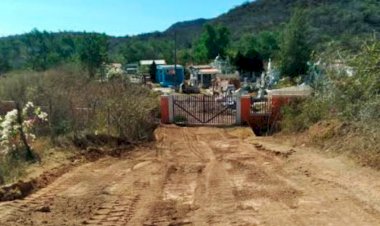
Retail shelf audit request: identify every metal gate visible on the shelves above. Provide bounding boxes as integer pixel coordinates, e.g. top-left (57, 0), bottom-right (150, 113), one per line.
top-left (172, 95), bottom-right (237, 125)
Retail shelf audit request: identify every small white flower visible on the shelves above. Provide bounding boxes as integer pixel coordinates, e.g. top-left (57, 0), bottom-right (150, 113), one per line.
top-left (38, 112), bottom-right (48, 121)
top-left (28, 133), bottom-right (36, 141)
top-left (0, 147), bottom-right (9, 155)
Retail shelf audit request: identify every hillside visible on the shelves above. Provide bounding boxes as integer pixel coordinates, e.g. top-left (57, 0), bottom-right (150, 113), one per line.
top-left (0, 0), bottom-right (379, 71)
top-left (167, 0), bottom-right (380, 44)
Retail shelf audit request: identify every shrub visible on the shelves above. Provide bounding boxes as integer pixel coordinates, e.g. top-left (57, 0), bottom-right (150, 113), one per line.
top-left (0, 66), bottom-right (160, 143)
top-left (173, 115), bottom-right (188, 124)
top-left (0, 102), bottom-right (48, 162)
top-left (281, 98), bottom-right (329, 132)
top-left (283, 38), bottom-right (379, 131)
top-left (0, 155), bottom-right (27, 185)
top-left (281, 38), bottom-right (380, 167)
top-left (86, 81), bottom-right (160, 141)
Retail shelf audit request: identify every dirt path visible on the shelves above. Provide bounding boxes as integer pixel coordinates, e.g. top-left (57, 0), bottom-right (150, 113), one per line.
top-left (1, 126), bottom-right (380, 226)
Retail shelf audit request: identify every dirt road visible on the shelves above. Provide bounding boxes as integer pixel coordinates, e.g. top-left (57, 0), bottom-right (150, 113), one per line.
top-left (1, 126), bottom-right (380, 226)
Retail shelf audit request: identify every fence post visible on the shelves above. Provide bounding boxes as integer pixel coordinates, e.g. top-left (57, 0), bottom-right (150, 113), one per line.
top-left (240, 95), bottom-right (251, 125)
top-left (161, 95), bottom-right (173, 124)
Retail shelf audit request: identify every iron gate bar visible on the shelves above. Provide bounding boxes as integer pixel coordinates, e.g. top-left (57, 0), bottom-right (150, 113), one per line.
top-left (203, 95), bottom-right (205, 123)
top-left (204, 106), bottom-right (231, 123)
top-left (172, 94), bottom-right (236, 125)
top-left (173, 99), bottom-right (204, 123)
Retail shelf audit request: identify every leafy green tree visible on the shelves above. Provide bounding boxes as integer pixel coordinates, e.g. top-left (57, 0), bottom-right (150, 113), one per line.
top-left (236, 35), bottom-right (259, 56)
top-left (79, 33), bottom-right (109, 78)
top-left (0, 46), bottom-right (11, 75)
top-left (256, 31), bottom-right (280, 60)
top-left (236, 31), bottom-right (279, 62)
top-left (178, 49), bottom-right (193, 65)
top-left (56, 35), bottom-right (77, 62)
top-left (234, 50), bottom-right (264, 79)
top-left (194, 24), bottom-right (230, 63)
top-left (23, 29), bottom-right (50, 71)
top-left (279, 9), bottom-right (311, 79)
top-left (149, 61), bottom-right (157, 83)
top-left (120, 38), bottom-right (172, 64)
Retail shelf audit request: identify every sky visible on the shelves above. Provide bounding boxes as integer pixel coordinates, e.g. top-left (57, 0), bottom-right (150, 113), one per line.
top-left (0, 0), bottom-right (250, 37)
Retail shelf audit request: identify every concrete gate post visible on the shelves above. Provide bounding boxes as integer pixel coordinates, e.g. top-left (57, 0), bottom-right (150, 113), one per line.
top-left (240, 95), bottom-right (251, 125)
top-left (160, 95), bottom-right (174, 124)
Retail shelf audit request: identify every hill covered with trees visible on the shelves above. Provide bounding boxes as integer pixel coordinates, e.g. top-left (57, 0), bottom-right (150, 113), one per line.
top-left (0, 0), bottom-right (379, 74)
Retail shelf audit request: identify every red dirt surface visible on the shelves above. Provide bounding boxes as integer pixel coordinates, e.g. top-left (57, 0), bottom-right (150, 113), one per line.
top-left (0, 126), bottom-right (379, 225)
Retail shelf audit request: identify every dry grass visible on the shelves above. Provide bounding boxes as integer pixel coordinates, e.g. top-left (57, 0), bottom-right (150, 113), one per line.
top-left (0, 137), bottom-right (78, 185)
top-left (306, 120), bottom-right (380, 169)
top-left (0, 155), bottom-right (28, 185)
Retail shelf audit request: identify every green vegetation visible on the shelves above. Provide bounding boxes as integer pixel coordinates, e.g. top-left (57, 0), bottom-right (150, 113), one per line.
top-left (193, 24), bottom-right (230, 63)
top-left (0, 0), bottom-right (379, 182)
top-left (173, 115), bottom-right (188, 124)
top-left (234, 51), bottom-right (264, 78)
top-left (118, 38), bottom-right (173, 65)
top-left (79, 33), bottom-right (108, 78)
top-left (0, 67), bottom-right (159, 141)
top-left (235, 31), bottom-right (280, 61)
top-left (279, 9), bottom-right (311, 79)
top-left (283, 39), bottom-right (380, 132)
top-left (1, 0), bottom-right (379, 71)
top-left (0, 156), bottom-right (26, 185)
top-left (0, 66), bottom-right (159, 184)
top-left (149, 61), bottom-right (157, 83)
top-left (233, 31), bottom-right (279, 78)
top-left (281, 39), bottom-right (380, 168)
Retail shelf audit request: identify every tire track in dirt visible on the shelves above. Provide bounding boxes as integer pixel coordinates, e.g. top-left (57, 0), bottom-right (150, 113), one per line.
top-left (1, 126), bottom-right (380, 226)
top-left (0, 159), bottom-right (122, 225)
top-left (0, 150), bottom-right (162, 226)
top-left (85, 195), bottom-right (140, 225)
top-left (181, 127), bottom-right (208, 162)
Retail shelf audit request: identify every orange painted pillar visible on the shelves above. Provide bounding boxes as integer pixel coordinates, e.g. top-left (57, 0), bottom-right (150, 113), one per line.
top-left (271, 95), bottom-right (281, 119)
top-left (240, 95), bottom-right (251, 125)
top-left (271, 95), bottom-right (289, 118)
top-left (160, 95), bottom-right (170, 124)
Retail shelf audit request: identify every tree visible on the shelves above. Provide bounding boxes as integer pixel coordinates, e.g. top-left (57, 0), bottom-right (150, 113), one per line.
top-left (194, 24), bottom-right (230, 63)
top-left (0, 42), bottom-right (12, 75)
top-left (56, 35), bottom-right (77, 62)
top-left (23, 29), bottom-right (50, 71)
top-left (256, 31), bottom-right (280, 60)
top-left (178, 49), bottom-right (193, 65)
top-left (234, 50), bottom-right (264, 80)
top-left (234, 31), bottom-right (279, 77)
top-left (79, 33), bottom-right (108, 78)
top-left (149, 61), bottom-right (157, 83)
top-left (279, 9), bottom-right (311, 79)
top-left (0, 102), bottom-right (48, 162)
top-left (0, 54), bottom-right (11, 75)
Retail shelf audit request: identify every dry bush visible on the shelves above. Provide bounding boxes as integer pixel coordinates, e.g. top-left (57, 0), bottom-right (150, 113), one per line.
top-left (281, 98), bottom-right (329, 132)
top-left (0, 66), bottom-right (160, 143)
top-left (0, 65), bottom-right (160, 183)
top-left (76, 80), bottom-right (160, 141)
top-left (0, 155), bottom-right (27, 185)
top-left (281, 39), bottom-right (380, 168)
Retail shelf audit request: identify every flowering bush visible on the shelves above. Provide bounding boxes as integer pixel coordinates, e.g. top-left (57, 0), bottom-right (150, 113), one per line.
top-left (0, 102), bottom-right (48, 155)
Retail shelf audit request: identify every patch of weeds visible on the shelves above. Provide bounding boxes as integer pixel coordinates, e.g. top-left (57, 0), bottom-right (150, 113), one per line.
top-left (0, 154), bottom-right (28, 185)
top-left (173, 115), bottom-right (188, 124)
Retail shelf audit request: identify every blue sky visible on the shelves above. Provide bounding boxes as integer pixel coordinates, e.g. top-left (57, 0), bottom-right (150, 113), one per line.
top-left (0, 0), bottom-right (250, 37)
